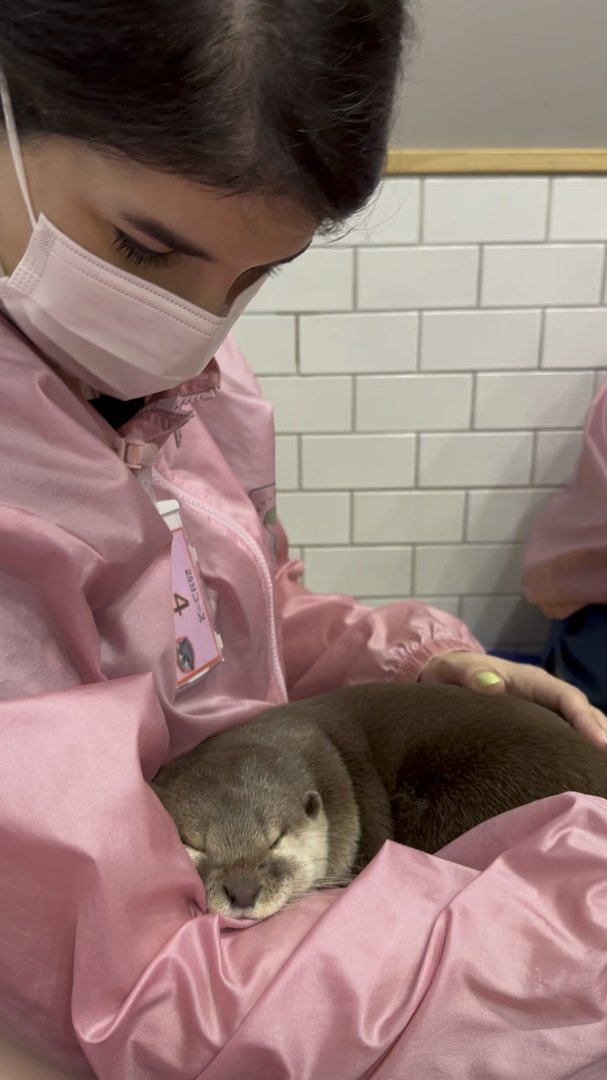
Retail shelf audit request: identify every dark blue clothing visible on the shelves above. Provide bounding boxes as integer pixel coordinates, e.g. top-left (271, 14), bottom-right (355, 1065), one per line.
top-left (542, 604), bottom-right (607, 713)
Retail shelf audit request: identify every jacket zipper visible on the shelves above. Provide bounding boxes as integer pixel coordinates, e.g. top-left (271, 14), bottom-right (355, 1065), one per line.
top-left (151, 469), bottom-right (288, 703)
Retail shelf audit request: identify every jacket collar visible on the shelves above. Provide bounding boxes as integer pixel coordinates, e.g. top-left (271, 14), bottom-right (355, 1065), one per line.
top-left (114, 358), bottom-right (221, 471)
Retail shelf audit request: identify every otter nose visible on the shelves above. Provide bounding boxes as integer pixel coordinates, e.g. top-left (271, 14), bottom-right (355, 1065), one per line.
top-left (224, 874), bottom-right (261, 910)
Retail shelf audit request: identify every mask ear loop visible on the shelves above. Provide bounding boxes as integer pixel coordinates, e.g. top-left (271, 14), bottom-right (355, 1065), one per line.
top-left (0, 69), bottom-right (37, 229)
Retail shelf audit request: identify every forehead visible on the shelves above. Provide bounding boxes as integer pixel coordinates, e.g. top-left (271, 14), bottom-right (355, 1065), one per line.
top-left (204, 813), bottom-right (271, 859)
top-left (73, 144), bottom-right (316, 266)
top-left (203, 785), bottom-right (296, 844)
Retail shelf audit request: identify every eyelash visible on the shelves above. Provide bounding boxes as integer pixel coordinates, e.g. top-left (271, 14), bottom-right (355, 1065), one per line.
top-left (112, 227), bottom-right (285, 280)
top-left (112, 228), bottom-right (175, 268)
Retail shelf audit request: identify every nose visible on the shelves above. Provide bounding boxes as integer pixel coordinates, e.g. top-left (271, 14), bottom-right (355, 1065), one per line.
top-left (223, 873), bottom-right (261, 910)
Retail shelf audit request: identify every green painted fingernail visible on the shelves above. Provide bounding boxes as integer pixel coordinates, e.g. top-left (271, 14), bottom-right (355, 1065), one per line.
top-left (475, 672), bottom-right (503, 688)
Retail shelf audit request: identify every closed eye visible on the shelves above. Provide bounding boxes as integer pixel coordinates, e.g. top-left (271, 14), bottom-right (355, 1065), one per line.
top-left (270, 831), bottom-right (288, 850)
top-left (182, 842), bottom-right (206, 863)
top-left (112, 228), bottom-right (177, 268)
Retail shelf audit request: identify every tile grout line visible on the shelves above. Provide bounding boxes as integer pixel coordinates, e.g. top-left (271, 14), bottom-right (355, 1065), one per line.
top-left (410, 542), bottom-right (417, 599)
top-left (418, 177), bottom-right (425, 245)
top-left (294, 313), bottom-right (301, 375)
top-left (416, 310), bottom-right (423, 372)
top-left (413, 431), bottom-right (421, 489)
top-left (297, 434), bottom-right (303, 491)
top-left (476, 244), bottom-right (484, 308)
top-left (544, 175), bottom-right (554, 243)
top-left (463, 488), bottom-right (471, 543)
top-left (470, 369), bottom-right (479, 432)
top-left (600, 242), bottom-right (607, 304)
top-left (530, 430), bottom-right (539, 486)
top-left (537, 308), bottom-right (547, 370)
top-left (327, 240), bottom-right (606, 252)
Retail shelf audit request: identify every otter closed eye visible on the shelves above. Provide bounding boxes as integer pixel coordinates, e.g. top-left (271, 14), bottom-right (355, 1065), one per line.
top-left (183, 843), bottom-right (206, 870)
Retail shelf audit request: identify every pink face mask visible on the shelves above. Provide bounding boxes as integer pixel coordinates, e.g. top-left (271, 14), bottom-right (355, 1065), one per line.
top-left (0, 72), bottom-right (265, 400)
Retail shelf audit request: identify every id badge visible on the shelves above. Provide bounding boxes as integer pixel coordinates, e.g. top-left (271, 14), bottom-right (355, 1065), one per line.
top-left (156, 499), bottom-right (224, 690)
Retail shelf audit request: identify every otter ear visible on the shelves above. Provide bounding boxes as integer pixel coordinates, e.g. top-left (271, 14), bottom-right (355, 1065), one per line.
top-left (303, 791), bottom-right (322, 819)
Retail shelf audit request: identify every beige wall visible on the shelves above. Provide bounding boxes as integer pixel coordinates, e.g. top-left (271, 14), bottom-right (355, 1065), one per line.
top-left (392, 0), bottom-right (607, 148)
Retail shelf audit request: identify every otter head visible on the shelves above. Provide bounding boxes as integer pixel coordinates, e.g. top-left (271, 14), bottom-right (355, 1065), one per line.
top-left (153, 744), bottom-right (330, 920)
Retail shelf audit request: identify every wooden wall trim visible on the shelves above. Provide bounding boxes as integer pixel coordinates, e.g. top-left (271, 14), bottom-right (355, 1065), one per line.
top-left (387, 148), bottom-right (607, 175)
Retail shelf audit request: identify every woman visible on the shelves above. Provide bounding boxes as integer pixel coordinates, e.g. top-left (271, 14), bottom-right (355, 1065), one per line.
top-left (525, 379), bottom-right (607, 713)
top-left (1, 3), bottom-right (607, 1077)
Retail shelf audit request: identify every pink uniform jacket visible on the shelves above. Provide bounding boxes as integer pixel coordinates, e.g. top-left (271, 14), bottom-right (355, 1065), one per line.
top-left (2, 314), bottom-right (607, 1080)
top-left (524, 380), bottom-right (607, 618)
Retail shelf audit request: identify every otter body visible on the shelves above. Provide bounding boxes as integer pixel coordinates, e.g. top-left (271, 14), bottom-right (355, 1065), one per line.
top-left (153, 684), bottom-right (607, 919)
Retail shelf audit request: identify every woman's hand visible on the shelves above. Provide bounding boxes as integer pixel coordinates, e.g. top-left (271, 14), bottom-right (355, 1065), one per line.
top-left (419, 650), bottom-right (607, 749)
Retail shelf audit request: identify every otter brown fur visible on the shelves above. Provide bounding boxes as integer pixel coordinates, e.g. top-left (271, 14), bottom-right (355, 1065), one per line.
top-left (152, 683), bottom-right (607, 920)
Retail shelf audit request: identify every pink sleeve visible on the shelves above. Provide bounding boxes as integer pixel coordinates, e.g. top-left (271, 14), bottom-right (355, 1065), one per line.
top-left (524, 382), bottom-right (607, 618)
top-left (274, 522), bottom-right (483, 698)
top-left (2, 680), bottom-right (607, 1080)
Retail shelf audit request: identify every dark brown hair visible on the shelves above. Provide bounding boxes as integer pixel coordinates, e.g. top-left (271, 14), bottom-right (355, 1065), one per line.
top-left (0, 0), bottom-right (413, 226)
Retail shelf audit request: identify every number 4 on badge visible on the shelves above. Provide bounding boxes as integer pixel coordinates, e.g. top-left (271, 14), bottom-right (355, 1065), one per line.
top-left (174, 593), bottom-right (190, 616)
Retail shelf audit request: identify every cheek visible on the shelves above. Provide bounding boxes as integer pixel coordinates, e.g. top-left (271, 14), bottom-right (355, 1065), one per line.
top-left (296, 825), bottom-right (329, 880)
top-left (269, 829), bottom-right (329, 892)
top-left (142, 261), bottom-right (222, 308)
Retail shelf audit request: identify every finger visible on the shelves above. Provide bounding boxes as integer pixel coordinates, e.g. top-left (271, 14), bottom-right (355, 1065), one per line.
top-left (556, 693), bottom-right (607, 749)
top-left (523, 672), bottom-right (607, 749)
top-left (421, 654), bottom-right (507, 694)
top-left (503, 664), bottom-right (583, 715)
top-left (468, 669), bottom-right (508, 694)
top-left (564, 706), bottom-right (607, 750)
top-left (593, 707), bottom-right (607, 741)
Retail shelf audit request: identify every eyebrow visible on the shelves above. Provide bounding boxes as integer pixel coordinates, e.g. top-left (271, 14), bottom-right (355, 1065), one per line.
top-left (120, 213), bottom-right (312, 270)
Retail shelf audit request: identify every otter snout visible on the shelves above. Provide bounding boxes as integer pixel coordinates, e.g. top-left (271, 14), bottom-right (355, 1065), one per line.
top-left (223, 871), bottom-right (261, 912)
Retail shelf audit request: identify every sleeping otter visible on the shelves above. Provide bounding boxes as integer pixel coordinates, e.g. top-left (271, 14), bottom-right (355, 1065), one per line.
top-left (152, 683), bottom-right (607, 920)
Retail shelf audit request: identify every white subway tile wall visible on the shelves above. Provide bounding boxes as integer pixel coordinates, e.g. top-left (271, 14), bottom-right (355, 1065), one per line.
top-left (423, 178), bottom-right (549, 244)
top-left (275, 436), bottom-right (299, 491)
top-left (249, 249), bottom-right (355, 313)
top-left (474, 371), bottom-right (594, 429)
top-left (533, 431), bottom-right (585, 485)
top-left (356, 374), bottom-right (472, 432)
top-left (550, 179), bottom-right (607, 241)
top-left (278, 493), bottom-right (351, 546)
top-left (305, 546), bottom-right (412, 597)
top-left (358, 246), bottom-right (480, 310)
top-left (315, 178), bottom-right (421, 247)
top-left (419, 432), bottom-right (534, 487)
top-left (354, 491), bottom-right (465, 544)
top-left (466, 489), bottom-right (557, 543)
top-left (414, 544), bottom-right (525, 596)
top-left (236, 177), bottom-right (606, 649)
top-left (234, 316), bottom-right (296, 375)
top-left (481, 244), bottom-right (605, 307)
top-left (542, 309), bottom-right (607, 369)
top-left (302, 434), bottom-right (415, 489)
top-left (300, 313), bottom-right (418, 374)
top-left (422, 310), bottom-right (542, 371)
top-left (259, 376), bottom-right (352, 433)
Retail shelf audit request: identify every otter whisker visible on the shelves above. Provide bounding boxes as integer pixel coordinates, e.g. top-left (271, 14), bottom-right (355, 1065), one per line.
top-left (294, 857), bottom-right (332, 871)
top-left (311, 877), bottom-right (352, 890)
top-left (279, 880), bottom-right (351, 914)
